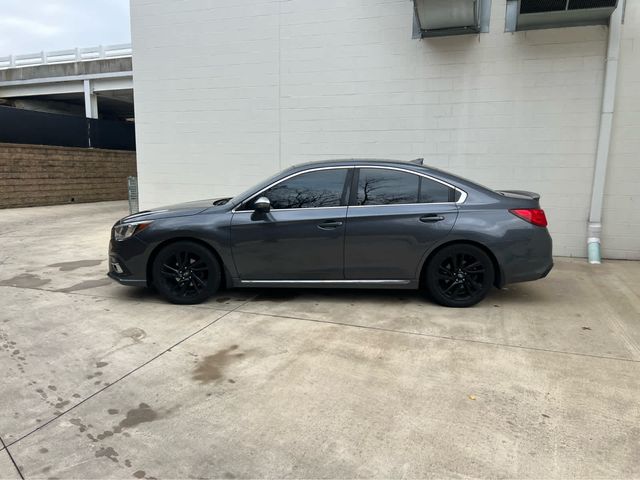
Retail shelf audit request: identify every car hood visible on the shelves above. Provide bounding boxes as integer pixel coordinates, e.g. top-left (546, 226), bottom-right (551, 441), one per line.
top-left (117, 198), bottom-right (230, 223)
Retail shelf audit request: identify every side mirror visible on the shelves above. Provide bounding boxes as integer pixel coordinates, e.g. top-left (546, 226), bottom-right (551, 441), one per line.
top-left (254, 196), bottom-right (271, 213)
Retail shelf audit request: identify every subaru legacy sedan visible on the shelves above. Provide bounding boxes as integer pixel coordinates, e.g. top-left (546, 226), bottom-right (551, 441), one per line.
top-left (108, 159), bottom-right (552, 307)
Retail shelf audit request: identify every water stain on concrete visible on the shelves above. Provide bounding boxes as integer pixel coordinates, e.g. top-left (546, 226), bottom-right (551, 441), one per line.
top-left (95, 446), bottom-right (119, 463)
top-left (39, 447), bottom-right (49, 454)
top-left (192, 345), bottom-right (244, 384)
top-left (48, 259), bottom-right (103, 271)
top-left (55, 278), bottom-right (112, 293)
top-left (96, 361), bottom-right (109, 368)
top-left (133, 471), bottom-right (146, 479)
top-left (0, 273), bottom-right (51, 288)
top-left (121, 327), bottom-right (146, 343)
top-left (108, 408), bottom-right (119, 415)
top-left (119, 403), bottom-right (158, 429)
top-left (215, 297), bottom-right (231, 303)
top-left (70, 418), bottom-right (89, 432)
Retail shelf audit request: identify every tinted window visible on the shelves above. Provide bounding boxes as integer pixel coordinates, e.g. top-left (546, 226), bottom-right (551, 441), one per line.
top-left (419, 177), bottom-right (454, 203)
top-left (356, 169), bottom-right (419, 205)
top-left (248, 169), bottom-right (347, 210)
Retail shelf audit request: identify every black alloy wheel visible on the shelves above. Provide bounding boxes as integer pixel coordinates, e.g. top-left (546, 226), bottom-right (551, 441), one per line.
top-left (426, 244), bottom-right (494, 307)
top-left (152, 241), bottom-right (220, 304)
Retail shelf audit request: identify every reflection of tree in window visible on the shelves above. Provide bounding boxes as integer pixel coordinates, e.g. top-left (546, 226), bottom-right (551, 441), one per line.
top-left (268, 184), bottom-right (340, 209)
top-left (357, 169), bottom-right (419, 205)
top-left (262, 169), bottom-right (347, 209)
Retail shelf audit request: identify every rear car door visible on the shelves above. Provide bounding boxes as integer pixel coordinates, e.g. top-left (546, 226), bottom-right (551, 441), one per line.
top-left (231, 167), bottom-right (352, 280)
top-left (344, 167), bottom-right (459, 280)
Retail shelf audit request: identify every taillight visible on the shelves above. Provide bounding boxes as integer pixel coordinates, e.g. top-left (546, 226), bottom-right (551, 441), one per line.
top-left (510, 209), bottom-right (548, 227)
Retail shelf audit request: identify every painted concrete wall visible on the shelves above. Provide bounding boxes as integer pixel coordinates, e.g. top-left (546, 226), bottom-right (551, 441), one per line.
top-left (601, 0), bottom-right (640, 259)
top-left (130, 0), bottom-right (640, 259)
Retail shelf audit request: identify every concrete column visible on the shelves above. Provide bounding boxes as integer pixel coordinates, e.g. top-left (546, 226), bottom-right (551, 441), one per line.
top-left (83, 79), bottom-right (98, 118)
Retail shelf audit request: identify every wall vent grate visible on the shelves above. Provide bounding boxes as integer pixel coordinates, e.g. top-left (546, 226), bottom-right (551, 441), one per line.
top-left (520, 0), bottom-right (567, 14)
top-left (568, 0), bottom-right (616, 9)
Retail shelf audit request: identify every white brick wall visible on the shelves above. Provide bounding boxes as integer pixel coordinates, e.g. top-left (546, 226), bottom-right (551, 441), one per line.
top-left (601, 0), bottom-right (640, 260)
top-left (131, 0), bottom-right (640, 259)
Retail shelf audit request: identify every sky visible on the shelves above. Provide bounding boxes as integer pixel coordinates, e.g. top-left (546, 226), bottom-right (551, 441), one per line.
top-left (0, 0), bottom-right (131, 57)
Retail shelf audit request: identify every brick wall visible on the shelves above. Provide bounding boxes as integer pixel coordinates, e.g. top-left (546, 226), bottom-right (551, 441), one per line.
top-left (0, 143), bottom-right (137, 208)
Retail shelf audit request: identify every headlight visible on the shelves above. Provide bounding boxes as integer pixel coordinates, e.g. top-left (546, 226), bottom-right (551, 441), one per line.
top-left (113, 221), bottom-right (153, 241)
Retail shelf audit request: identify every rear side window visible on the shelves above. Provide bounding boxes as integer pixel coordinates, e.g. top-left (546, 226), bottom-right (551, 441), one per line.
top-left (356, 169), bottom-right (419, 205)
top-left (246, 169), bottom-right (348, 210)
top-left (355, 168), bottom-right (457, 205)
top-left (419, 177), bottom-right (455, 203)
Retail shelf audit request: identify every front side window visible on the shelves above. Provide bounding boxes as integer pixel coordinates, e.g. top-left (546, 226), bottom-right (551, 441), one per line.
top-left (356, 169), bottom-right (419, 205)
top-left (246, 169), bottom-right (348, 210)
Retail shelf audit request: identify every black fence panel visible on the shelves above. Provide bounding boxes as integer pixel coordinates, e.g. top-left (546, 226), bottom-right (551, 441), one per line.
top-left (89, 117), bottom-right (135, 150)
top-left (0, 105), bottom-right (135, 151)
top-left (0, 105), bottom-right (88, 147)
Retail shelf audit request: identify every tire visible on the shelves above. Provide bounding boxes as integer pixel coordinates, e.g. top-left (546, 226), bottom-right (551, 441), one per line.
top-left (152, 241), bottom-right (221, 305)
top-left (425, 244), bottom-right (495, 308)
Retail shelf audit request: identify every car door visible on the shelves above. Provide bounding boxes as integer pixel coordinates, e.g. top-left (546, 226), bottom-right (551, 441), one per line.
top-left (344, 167), bottom-right (459, 280)
top-left (230, 167), bottom-right (352, 280)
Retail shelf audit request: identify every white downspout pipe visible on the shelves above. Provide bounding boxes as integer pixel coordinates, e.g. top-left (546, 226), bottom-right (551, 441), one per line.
top-left (587, 0), bottom-right (624, 264)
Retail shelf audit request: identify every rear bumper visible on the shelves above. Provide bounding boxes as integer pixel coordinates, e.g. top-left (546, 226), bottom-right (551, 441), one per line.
top-left (499, 227), bottom-right (554, 286)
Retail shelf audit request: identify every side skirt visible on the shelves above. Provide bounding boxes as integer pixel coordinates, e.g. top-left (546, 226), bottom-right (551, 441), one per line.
top-left (235, 279), bottom-right (417, 289)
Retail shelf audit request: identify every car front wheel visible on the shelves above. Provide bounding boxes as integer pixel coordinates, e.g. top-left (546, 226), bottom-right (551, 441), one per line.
top-left (152, 241), bottom-right (220, 304)
top-left (426, 244), bottom-right (494, 308)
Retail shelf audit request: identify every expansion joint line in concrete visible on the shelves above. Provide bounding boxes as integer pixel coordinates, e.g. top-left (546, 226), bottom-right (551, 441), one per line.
top-left (0, 434), bottom-right (24, 479)
top-left (236, 309), bottom-right (640, 365)
top-left (4, 296), bottom-right (257, 451)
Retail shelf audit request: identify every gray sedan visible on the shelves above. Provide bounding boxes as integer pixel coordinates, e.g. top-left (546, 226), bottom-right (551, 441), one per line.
top-left (108, 159), bottom-right (553, 307)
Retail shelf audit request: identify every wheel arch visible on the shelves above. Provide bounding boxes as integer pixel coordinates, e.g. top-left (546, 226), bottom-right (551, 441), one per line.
top-left (146, 237), bottom-right (230, 288)
top-left (419, 239), bottom-right (504, 288)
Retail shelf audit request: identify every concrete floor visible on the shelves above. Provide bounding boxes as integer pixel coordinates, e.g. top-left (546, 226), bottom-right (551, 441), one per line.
top-left (0, 200), bottom-right (639, 479)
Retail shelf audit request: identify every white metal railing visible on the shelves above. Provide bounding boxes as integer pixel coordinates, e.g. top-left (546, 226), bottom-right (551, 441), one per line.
top-left (0, 43), bottom-right (132, 69)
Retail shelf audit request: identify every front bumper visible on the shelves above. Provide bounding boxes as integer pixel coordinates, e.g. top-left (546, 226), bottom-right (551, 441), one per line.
top-left (107, 270), bottom-right (148, 287)
top-left (108, 237), bottom-right (150, 287)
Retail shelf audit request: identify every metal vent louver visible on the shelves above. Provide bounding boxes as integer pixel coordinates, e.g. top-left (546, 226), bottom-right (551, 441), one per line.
top-left (512, 0), bottom-right (618, 30)
top-left (412, 0), bottom-right (491, 37)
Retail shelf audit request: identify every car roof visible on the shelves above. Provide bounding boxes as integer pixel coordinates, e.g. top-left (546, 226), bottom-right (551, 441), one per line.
top-left (288, 158), bottom-right (495, 196)
top-left (292, 158), bottom-right (420, 169)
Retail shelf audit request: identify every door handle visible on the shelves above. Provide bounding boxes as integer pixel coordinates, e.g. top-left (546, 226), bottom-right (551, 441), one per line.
top-left (419, 214), bottom-right (445, 223)
top-left (318, 220), bottom-right (343, 230)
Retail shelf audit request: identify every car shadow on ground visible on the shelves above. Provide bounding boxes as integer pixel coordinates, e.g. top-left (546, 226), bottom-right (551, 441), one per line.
top-left (107, 282), bottom-right (551, 308)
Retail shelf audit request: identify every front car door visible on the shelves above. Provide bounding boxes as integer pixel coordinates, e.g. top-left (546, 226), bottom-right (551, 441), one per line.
top-left (230, 167), bottom-right (352, 280)
top-left (344, 167), bottom-right (460, 280)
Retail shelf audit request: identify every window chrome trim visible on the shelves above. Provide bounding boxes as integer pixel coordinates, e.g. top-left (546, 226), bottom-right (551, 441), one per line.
top-left (231, 166), bottom-right (354, 213)
top-left (231, 164), bottom-right (467, 213)
top-left (240, 279), bottom-right (411, 285)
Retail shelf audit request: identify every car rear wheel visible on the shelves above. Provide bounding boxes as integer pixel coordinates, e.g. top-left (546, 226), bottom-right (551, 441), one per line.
top-left (152, 241), bottom-right (220, 304)
top-left (425, 244), bottom-right (494, 308)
